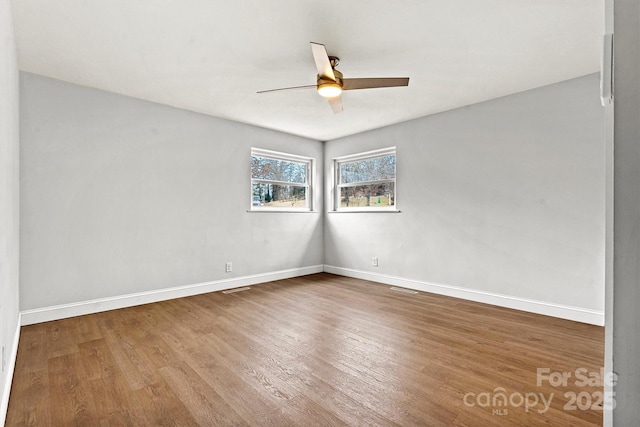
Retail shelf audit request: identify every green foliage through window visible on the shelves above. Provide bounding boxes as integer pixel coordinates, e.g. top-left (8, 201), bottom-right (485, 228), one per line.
top-left (251, 149), bottom-right (312, 210)
top-left (335, 148), bottom-right (396, 211)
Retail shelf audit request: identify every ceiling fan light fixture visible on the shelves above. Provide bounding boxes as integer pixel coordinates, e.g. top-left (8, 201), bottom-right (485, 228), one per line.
top-left (317, 82), bottom-right (343, 98)
top-left (257, 43), bottom-right (409, 114)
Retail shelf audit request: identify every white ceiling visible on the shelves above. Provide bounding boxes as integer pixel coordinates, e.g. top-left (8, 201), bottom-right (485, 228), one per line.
top-left (11, 0), bottom-right (603, 141)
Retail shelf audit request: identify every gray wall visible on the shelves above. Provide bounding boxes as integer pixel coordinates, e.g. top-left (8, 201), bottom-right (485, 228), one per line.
top-left (0, 0), bottom-right (20, 421)
top-left (20, 73), bottom-right (324, 311)
top-left (324, 74), bottom-right (605, 313)
top-left (611, 0), bottom-right (640, 423)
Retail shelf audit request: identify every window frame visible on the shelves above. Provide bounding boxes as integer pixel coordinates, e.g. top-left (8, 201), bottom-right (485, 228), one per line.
top-left (333, 147), bottom-right (398, 212)
top-left (250, 147), bottom-right (314, 212)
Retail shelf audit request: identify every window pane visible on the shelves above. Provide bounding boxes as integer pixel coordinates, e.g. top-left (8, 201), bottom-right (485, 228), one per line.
top-left (252, 183), bottom-right (307, 208)
top-left (339, 182), bottom-right (395, 208)
top-left (339, 154), bottom-right (395, 184)
top-left (251, 156), bottom-right (307, 184)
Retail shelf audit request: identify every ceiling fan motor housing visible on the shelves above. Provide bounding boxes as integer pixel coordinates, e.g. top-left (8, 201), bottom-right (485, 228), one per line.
top-left (317, 68), bottom-right (343, 89)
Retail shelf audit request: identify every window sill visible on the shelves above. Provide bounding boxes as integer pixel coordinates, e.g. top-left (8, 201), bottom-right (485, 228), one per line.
top-left (247, 209), bottom-right (320, 213)
top-left (329, 209), bottom-right (401, 213)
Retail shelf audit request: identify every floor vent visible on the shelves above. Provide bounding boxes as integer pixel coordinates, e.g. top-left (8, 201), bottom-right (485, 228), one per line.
top-left (223, 287), bottom-right (251, 294)
top-left (390, 286), bottom-right (418, 295)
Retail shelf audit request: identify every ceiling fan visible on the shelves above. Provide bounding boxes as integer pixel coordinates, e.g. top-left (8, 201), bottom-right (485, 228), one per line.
top-left (257, 42), bottom-right (409, 114)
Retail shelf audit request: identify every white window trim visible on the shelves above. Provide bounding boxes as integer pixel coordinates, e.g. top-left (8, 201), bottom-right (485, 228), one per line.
top-left (332, 147), bottom-right (398, 213)
top-left (250, 148), bottom-right (314, 212)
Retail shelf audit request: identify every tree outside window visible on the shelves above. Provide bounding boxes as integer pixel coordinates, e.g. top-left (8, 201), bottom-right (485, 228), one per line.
top-left (251, 148), bottom-right (313, 211)
top-left (334, 148), bottom-right (396, 211)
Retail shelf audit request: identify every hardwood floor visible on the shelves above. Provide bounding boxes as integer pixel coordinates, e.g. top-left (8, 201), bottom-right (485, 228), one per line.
top-left (7, 273), bottom-right (604, 426)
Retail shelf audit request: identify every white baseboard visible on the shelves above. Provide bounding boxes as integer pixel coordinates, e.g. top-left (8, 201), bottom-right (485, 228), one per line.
top-left (1, 314), bottom-right (21, 426)
top-left (21, 265), bottom-right (324, 326)
top-left (324, 265), bottom-right (604, 326)
top-left (19, 264), bottom-right (605, 327)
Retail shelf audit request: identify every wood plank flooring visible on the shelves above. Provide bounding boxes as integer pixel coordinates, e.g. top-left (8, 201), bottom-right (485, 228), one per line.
top-left (6, 273), bottom-right (604, 426)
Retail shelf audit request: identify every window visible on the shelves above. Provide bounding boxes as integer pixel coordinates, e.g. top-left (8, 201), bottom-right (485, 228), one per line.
top-left (251, 148), bottom-right (313, 211)
top-left (334, 147), bottom-right (396, 211)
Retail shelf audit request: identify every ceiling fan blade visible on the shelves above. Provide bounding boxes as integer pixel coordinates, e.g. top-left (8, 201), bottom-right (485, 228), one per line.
top-left (342, 77), bottom-right (409, 91)
top-left (257, 85), bottom-right (316, 94)
top-left (311, 42), bottom-right (336, 81)
top-left (328, 96), bottom-right (343, 114)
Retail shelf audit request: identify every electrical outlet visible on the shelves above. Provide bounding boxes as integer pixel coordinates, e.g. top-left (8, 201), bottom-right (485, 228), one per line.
top-left (225, 262), bottom-right (233, 273)
top-left (372, 257), bottom-right (379, 267)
